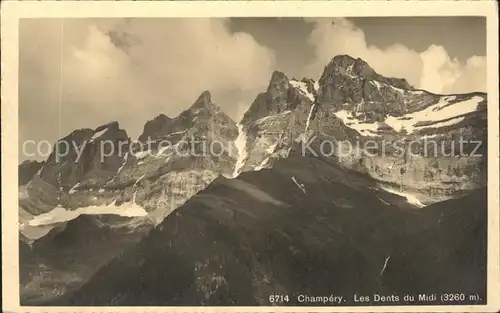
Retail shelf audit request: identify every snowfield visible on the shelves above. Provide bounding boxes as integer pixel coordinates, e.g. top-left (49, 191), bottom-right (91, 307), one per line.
top-left (334, 95), bottom-right (484, 136)
top-left (89, 127), bottom-right (108, 142)
top-left (381, 186), bottom-right (425, 208)
top-left (333, 109), bottom-right (382, 137)
top-left (290, 79), bottom-right (316, 102)
top-left (133, 150), bottom-right (152, 160)
top-left (28, 197), bottom-right (148, 227)
top-left (232, 123), bottom-right (249, 178)
top-left (305, 103), bottom-right (317, 132)
top-left (385, 95), bottom-right (484, 134)
top-left (255, 110), bottom-right (291, 125)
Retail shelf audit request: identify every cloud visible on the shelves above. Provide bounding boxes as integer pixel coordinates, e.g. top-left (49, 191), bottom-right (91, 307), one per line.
top-left (19, 18), bottom-right (276, 160)
top-left (420, 46), bottom-right (486, 94)
top-left (303, 18), bottom-right (486, 95)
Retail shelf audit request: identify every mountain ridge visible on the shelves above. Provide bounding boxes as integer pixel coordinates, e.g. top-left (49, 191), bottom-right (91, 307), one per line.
top-left (19, 53), bottom-right (487, 230)
top-left (19, 53), bottom-right (489, 305)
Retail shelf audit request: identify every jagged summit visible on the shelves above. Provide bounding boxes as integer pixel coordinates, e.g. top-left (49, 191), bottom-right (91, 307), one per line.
top-left (329, 54), bottom-right (362, 68)
top-left (138, 91), bottom-right (230, 143)
top-left (91, 121), bottom-right (128, 143)
top-left (138, 114), bottom-right (172, 142)
top-left (241, 70), bottom-right (316, 125)
top-left (268, 70), bottom-right (288, 83)
top-left (266, 70), bottom-right (290, 96)
top-left (190, 90), bottom-right (214, 110)
top-left (322, 54), bottom-right (413, 91)
top-left (95, 121), bottom-right (120, 133)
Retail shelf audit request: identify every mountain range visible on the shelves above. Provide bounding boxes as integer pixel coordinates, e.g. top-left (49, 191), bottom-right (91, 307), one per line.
top-left (19, 54), bottom-right (488, 306)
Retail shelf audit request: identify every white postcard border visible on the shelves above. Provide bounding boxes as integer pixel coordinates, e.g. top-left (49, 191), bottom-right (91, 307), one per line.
top-left (2, 1), bottom-right (499, 312)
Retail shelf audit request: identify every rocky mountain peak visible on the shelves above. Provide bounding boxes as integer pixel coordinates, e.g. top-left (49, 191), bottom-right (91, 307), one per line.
top-left (266, 70), bottom-right (289, 95)
top-left (141, 90), bottom-right (235, 147)
top-left (240, 70), bottom-right (309, 126)
top-left (326, 54), bottom-right (376, 77)
top-left (95, 121), bottom-right (118, 133)
top-left (322, 54), bottom-right (413, 91)
top-left (269, 70), bottom-right (288, 83)
top-left (190, 91), bottom-right (214, 110)
top-left (330, 54), bottom-right (364, 69)
top-left (317, 54), bottom-right (417, 111)
top-left (35, 120), bottom-right (130, 190)
top-left (138, 114), bottom-right (172, 142)
top-left (91, 121), bottom-right (129, 143)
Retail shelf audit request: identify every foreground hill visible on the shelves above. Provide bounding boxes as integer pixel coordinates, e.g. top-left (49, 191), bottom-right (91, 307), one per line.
top-left (54, 146), bottom-right (486, 306)
top-left (20, 214), bottom-right (153, 305)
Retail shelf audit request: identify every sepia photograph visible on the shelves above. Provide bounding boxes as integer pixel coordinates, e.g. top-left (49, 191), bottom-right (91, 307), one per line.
top-left (2, 1), bottom-right (499, 312)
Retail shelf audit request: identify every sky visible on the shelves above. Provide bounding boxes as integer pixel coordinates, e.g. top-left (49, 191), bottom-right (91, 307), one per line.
top-left (19, 17), bottom-right (486, 161)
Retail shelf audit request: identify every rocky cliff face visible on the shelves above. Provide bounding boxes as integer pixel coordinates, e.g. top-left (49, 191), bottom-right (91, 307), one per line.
top-left (19, 54), bottom-right (488, 305)
top-left (234, 55), bottom-right (487, 202)
top-left (20, 91), bottom-right (240, 303)
top-left (233, 71), bottom-right (321, 176)
top-left (39, 121), bottom-right (130, 189)
top-left (19, 160), bottom-right (44, 186)
top-left (20, 91), bottom-right (239, 239)
top-left (19, 54), bottom-right (488, 239)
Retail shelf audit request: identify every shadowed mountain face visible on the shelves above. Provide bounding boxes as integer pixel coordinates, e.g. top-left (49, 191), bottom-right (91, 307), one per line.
top-left (19, 160), bottom-right (44, 186)
top-left (20, 214), bottom-right (154, 305)
top-left (54, 147), bottom-right (486, 306)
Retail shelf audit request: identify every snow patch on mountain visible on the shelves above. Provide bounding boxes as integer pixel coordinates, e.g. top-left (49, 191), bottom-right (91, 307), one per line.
top-left (389, 84), bottom-right (405, 95)
top-left (134, 174), bottom-right (146, 187)
top-left (256, 110), bottom-right (292, 125)
top-left (381, 186), bottom-right (425, 208)
top-left (385, 95), bottom-right (483, 134)
top-left (255, 157), bottom-right (271, 171)
top-left (379, 256), bottom-right (391, 276)
top-left (372, 80), bottom-right (382, 91)
top-left (371, 80), bottom-right (405, 95)
top-left (117, 153), bottom-right (129, 174)
top-left (334, 109), bottom-right (382, 137)
top-left (291, 176), bottom-right (306, 194)
top-left (254, 141), bottom-right (281, 171)
top-left (290, 79), bottom-right (316, 102)
top-left (265, 142), bottom-right (279, 155)
top-left (232, 123), bottom-right (248, 178)
top-left (68, 183), bottom-right (80, 194)
top-left (28, 198), bottom-right (148, 227)
top-left (36, 165), bottom-right (44, 176)
top-left (157, 144), bottom-right (172, 156)
top-left (334, 95), bottom-right (483, 136)
top-left (314, 81), bottom-right (320, 93)
top-left (133, 150), bottom-right (151, 160)
top-left (305, 103), bottom-right (317, 132)
top-left (376, 196), bottom-right (390, 205)
top-left (89, 127), bottom-right (108, 142)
